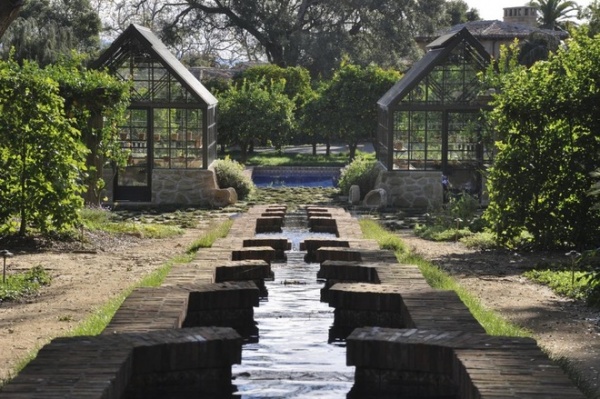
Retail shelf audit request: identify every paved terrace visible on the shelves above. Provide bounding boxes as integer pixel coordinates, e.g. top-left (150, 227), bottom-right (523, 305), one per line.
top-left (1, 204), bottom-right (585, 398)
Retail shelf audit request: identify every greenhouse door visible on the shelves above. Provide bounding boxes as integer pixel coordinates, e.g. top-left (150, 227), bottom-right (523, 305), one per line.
top-left (114, 108), bottom-right (152, 202)
top-left (443, 111), bottom-right (483, 197)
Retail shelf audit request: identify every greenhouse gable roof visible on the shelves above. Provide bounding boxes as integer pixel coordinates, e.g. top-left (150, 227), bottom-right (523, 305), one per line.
top-left (378, 28), bottom-right (490, 110)
top-left (93, 24), bottom-right (217, 107)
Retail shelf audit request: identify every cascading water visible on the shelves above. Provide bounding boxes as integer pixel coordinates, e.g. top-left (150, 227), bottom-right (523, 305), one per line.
top-left (231, 212), bottom-right (354, 398)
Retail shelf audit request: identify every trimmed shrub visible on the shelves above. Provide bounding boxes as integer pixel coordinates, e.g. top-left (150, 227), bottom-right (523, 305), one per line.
top-left (213, 157), bottom-right (255, 200)
top-left (337, 154), bottom-right (380, 199)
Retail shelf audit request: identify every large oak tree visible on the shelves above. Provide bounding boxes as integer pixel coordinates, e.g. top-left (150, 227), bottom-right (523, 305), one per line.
top-left (107, 0), bottom-right (447, 76)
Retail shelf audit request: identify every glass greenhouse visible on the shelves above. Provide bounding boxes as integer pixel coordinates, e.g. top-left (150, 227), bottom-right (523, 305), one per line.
top-left (377, 28), bottom-right (493, 199)
top-left (93, 24), bottom-right (217, 202)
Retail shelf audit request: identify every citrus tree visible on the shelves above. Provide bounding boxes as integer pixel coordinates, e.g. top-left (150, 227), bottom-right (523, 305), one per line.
top-left (484, 31), bottom-right (600, 249)
top-left (0, 58), bottom-right (88, 235)
top-left (312, 62), bottom-right (401, 159)
top-left (218, 78), bottom-right (295, 161)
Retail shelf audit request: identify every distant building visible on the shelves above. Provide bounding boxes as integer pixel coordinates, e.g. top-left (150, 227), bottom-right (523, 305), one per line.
top-left (417, 6), bottom-right (569, 58)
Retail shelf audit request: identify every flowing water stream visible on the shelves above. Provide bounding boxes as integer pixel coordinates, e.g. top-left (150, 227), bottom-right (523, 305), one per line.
top-left (231, 223), bottom-right (354, 398)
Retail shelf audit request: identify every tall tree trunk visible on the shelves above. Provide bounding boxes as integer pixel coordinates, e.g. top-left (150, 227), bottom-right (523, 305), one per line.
top-left (348, 142), bottom-right (358, 160)
top-left (0, 0), bottom-right (24, 40)
top-left (83, 112), bottom-right (104, 206)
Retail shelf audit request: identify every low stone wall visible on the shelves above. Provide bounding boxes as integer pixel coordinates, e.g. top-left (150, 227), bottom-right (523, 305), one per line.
top-left (101, 167), bottom-right (219, 206)
top-left (152, 168), bottom-right (218, 205)
top-left (375, 169), bottom-right (443, 209)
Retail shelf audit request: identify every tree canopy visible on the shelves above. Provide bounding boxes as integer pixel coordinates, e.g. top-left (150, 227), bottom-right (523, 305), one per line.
top-left (444, 0), bottom-right (480, 25)
top-left (582, 0), bottom-right (600, 36)
top-left (0, 58), bottom-right (88, 235)
top-left (483, 32), bottom-right (600, 250)
top-left (0, 0), bottom-right (101, 65)
top-left (529, 0), bottom-right (580, 30)
top-left (217, 78), bottom-right (295, 161)
top-left (303, 62), bottom-right (401, 159)
top-left (106, 0), bottom-right (447, 77)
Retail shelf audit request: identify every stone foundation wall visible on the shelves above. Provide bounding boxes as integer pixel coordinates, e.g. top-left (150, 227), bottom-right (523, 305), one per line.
top-left (375, 168), bottom-right (443, 209)
top-left (152, 168), bottom-right (218, 205)
top-left (101, 167), bottom-right (219, 206)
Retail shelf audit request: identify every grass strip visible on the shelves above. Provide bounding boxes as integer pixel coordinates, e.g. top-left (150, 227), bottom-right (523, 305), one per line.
top-left (359, 218), bottom-right (529, 337)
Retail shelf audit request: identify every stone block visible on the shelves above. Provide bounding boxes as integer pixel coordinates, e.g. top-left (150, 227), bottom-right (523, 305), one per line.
top-left (209, 188), bottom-right (234, 207)
top-left (315, 247), bottom-right (361, 263)
top-left (301, 238), bottom-right (349, 262)
top-left (308, 216), bottom-right (338, 234)
top-left (363, 188), bottom-right (387, 209)
top-left (317, 260), bottom-right (380, 283)
top-left (226, 186), bottom-right (238, 204)
top-left (2, 328), bottom-right (242, 399)
top-left (349, 184), bottom-right (361, 204)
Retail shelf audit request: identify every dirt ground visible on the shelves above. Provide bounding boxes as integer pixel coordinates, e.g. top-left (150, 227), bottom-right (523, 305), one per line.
top-left (0, 222), bottom-right (599, 397)
top-left (0, 225), bottom-right (212, 383)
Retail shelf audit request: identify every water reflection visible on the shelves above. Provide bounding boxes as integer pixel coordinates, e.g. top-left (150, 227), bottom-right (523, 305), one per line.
top-left (232, 229), bottom-right (354, 398)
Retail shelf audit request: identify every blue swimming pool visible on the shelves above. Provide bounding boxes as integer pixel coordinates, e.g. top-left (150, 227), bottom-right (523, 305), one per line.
top-left (252, 167), bottom-right (340, 188)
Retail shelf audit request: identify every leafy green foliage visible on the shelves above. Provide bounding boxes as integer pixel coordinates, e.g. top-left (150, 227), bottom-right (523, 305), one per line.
top-left (360, 219), bottom-right (408, 253)
top-left (337, 153), bottom-right (379, 198)
top-left (483, 31), bottom-right (600, 250)
top-left (530, 0), bottom-right (580, 30)
top-left (187, 219), bottom-right (233, 253)
top-left (583, 0), bottom-right (600, 37)
top-left (307, 63), bottom-right (400, 158)
top-left (233, 65), bottom-right (314, 147)
top-left (590, 169), bottom-right (600, 209)
top-left (0, 58), bottom-right (88, 235)
top-left (459, 231), bottom-right (498, 250)
top-left (0, 265), bottom-right (51, 301)
top-left (575, 248), bottom-right (600, 306)
top-left (240, 151), bottom-right (347, 167)
top-left (524, 268), bottom-right (591, 301)
top-left (444, 0), bottom-right (480, 25)
top-left (414, 192), bottom-right (487, 242)
top-left (234, 65), bottom-right (313, 111)
top-left (217, 78), bottom-right (295, 158)
top-left (213, 157), bottom-right (255, 200)
top-left (414, 225), bottom-right (473, 241)
top-left (46, 56), bottom-right (130, 205)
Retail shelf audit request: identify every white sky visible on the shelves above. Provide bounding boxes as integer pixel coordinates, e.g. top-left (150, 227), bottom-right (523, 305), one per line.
top-left (466, 0), bottom-right (593, 20)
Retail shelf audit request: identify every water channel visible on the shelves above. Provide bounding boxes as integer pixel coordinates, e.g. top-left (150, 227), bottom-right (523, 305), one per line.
top-left (231, 220), bottom-right (354, 398)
